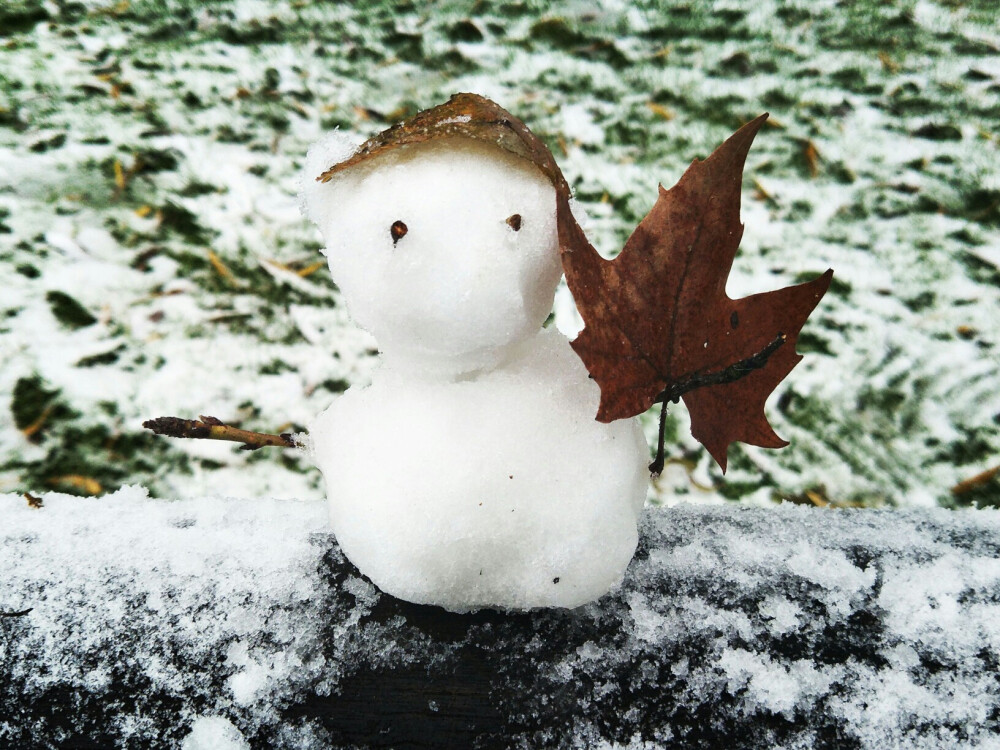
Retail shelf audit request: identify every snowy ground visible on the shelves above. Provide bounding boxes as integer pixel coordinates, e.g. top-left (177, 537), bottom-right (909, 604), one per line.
top-left (1, 0), bottom-right (998, 507)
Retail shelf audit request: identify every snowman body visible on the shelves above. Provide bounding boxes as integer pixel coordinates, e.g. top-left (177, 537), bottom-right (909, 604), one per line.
top-left (304, 135), bottom-right (647, 611)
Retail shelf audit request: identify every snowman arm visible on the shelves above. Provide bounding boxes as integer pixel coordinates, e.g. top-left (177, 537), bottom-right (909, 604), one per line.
top-left (143, 415), bottom-right (298, 451)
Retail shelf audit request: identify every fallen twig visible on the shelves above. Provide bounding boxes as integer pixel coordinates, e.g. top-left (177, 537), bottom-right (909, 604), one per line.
top-left (1, 609), bottom-right (32, 618)
top-left (951, 463), bottom-right (1000, 496)
top-left (143, 415), bottom-right (298, 451)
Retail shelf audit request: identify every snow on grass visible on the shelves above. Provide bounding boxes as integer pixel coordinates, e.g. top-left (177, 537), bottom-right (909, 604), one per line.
top-left (0, 1), bottom-right (998, 506)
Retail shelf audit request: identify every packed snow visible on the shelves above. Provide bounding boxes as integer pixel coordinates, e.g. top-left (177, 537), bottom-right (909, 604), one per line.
top-left (2, 488), bottom-right (999, 748)
top-left (304, 135), bottom-right (647, 610)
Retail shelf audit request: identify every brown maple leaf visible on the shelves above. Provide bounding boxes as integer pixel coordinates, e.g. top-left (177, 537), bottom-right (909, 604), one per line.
top-left (561, 114), bottom-right (833, 472)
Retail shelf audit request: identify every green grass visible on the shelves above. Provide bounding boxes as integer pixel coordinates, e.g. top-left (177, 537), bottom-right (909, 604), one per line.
top-left (1, 0), bottom-right (998, 506)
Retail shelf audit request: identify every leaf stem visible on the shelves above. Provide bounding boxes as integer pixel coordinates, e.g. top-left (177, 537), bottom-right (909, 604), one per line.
top-left (649, 401), bottom-right (671, 476)
top-left (656, 333), bottom-right (787, 406)
top-left (649, 333), bottom-right (786, 476)
top-left (142, 416), bottom-right (297, 451)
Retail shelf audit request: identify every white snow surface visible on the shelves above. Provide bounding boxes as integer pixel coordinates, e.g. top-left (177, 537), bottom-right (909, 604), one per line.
top-left (2, 489), bottom-right (999, 748)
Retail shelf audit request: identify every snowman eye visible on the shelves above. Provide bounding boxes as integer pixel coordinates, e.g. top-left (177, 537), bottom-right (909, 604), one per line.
top-left (506, 213), bottom-right (522, 232)
top-left (390, 220), bottom-right (408, 245)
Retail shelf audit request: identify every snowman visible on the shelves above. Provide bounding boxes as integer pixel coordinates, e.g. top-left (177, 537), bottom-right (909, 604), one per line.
top-left (302, 94), bottom-right (647, 612)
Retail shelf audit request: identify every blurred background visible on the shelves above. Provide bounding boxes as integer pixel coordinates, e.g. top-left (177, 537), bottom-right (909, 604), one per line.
top-left (1, 0), bottom-right (997, 508)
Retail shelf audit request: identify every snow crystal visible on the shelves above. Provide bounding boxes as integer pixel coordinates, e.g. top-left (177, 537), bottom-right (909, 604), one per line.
top-left (181, 717), bottom-right (249, 750)
top-left (560, 103), bottom-right (606, 146)
top-left (717, 649), bottom-right (840, 718)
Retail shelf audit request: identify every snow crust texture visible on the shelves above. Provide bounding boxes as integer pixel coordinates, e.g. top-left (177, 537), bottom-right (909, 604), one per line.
top-left (2, 488), bottom-right (999, 749)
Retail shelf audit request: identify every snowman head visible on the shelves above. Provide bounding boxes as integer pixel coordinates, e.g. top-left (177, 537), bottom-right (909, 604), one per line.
top-left (303, 129), bottom-right (563, 375)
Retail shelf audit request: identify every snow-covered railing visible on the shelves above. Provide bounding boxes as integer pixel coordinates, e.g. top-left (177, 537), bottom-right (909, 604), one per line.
top-left (2, 488), bottom-right (998, 748)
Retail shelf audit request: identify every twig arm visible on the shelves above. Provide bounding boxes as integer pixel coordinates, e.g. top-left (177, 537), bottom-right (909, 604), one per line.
top-left (142, 416), bottom-right (298, 451)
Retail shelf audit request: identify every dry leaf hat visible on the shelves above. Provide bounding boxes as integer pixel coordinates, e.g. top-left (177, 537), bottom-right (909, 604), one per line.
top-left (314, 93), bottom-right (592, 265)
